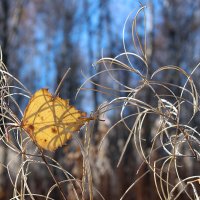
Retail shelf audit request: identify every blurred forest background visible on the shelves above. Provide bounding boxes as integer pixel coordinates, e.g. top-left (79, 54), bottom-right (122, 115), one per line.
top-left (0, 0), bottom-right (200, 199)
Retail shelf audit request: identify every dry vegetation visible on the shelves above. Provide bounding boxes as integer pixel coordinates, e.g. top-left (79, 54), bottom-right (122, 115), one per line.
top-left (0, 6), bottom-right (200, 200)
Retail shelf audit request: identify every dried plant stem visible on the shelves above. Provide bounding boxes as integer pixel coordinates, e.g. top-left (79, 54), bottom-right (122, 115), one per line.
top-left (54, 68), bottom-right (71, 96)
top-left (40, 149), bottom-right (68, 200)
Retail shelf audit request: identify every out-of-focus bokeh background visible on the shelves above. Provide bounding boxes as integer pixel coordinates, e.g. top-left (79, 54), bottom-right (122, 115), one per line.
top-left (0, 0), bottom-right (200, 199)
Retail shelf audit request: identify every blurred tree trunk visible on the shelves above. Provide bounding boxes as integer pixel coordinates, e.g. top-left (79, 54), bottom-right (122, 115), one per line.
top-left (84, 0), bottom-right (100, 135)
top-left (84, 0), bottom-right (112, 135)
top-left (0, 1), bottom-right (13, 199)
top-left (56, 2), bottom-right (79, 102)
top-left (0, 1), bottom-right (10, 199)
top-left (53, 1), bottom-right (81, 198)
top-left (0, 0), bottom-right (9, 65)
top-left (160, 0), bottom-right (199, 90)
top-left (0, 0), bottom-right (24, 198)
top-left (133, 2), bottom-right (160, 200)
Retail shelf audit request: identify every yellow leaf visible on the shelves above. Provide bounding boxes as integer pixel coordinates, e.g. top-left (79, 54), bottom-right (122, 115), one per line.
top-left (21, 88), bottom-right (92, 151)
